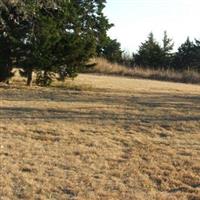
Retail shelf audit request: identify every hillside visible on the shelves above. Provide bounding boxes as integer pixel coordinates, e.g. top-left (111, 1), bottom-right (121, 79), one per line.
top-left (0, 74), bottom-right (200, 200)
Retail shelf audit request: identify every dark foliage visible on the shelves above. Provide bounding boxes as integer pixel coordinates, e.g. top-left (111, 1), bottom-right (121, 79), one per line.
top-left (134, 32), bottom-right (164, 68)
top-left (0, 0), bottom-right (113, 85)
top-left (173, 38), bottom-right (200, 71)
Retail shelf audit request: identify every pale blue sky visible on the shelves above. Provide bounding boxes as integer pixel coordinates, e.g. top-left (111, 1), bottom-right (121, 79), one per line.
top-left (104, 0), bottom-right (200, 54)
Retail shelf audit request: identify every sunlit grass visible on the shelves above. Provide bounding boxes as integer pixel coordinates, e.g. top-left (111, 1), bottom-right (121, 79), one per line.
top-left (1, 74), bottom-right (200, 199)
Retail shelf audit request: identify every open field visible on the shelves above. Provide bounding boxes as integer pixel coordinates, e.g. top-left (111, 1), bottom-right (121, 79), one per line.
top-left (1, 74), bottom-right (200, 200)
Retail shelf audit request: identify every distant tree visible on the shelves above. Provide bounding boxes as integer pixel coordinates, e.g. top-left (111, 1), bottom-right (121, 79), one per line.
top-left (121, 51), bottom-right (133, 67)
top-left (162, 31), bottom-right (174, 67)
top-left (193, 39), bottom-right (200, 69)
top-left (134, 32), bottom-right (164, 68)
top-left (173, 37), bottom-right (197, 70)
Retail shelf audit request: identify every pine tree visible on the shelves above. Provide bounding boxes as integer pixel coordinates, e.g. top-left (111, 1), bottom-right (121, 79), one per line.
top-left (20, 0), bottom-right (113, 86)
top-left (94, 0), bottom-right (113, 56)
top-left (162, 31), bottom-right (174, 67)
top-left (101, 37), bottom-right (122, 63)
top-left (0, 0), bottom-right (21, 83)
top-left (193, 39), bottom-right (200, 70)
top-left (173, 37), bottom-right (196, 70)
top-left (134, 32), bottom-right (164, 68)
top-left (0, 0), bottom-right (113, 85)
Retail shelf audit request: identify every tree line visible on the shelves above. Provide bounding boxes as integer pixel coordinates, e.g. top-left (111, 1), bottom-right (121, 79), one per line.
top-left (0, 0), bottom-right (199, 86)
top-left (132, 32), bottom-right (200, 71)
top-left (115, 32), bottom-right (200, 71)
top-left (0, 0), bottom-right (121, 86)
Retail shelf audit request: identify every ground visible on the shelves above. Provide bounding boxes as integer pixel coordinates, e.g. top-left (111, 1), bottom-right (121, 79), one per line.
top-left (0, 74), bottom-right (200, 200)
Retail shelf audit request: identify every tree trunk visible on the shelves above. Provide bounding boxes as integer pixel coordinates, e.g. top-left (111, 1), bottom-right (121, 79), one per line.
top-left (27, 69), bottom-right (33, 86)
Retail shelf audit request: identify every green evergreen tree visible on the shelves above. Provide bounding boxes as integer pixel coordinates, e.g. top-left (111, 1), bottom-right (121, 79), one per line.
top-left (193, 39), bottom-right (200, 69)
top-left (162, 31), bottom-right (174, 67)
top-left (134, 32), bottom-right (164, 68)
top-left (18, 0), bottom-right (78, 86)
top-left (173, 37), bottom-right (196, 70)
top-left (101, 37), bottom-right (122, 63)
top-left (95, 0), bottom-right (113, 56)
top-left (0, 0), bottom-right (17, 82)
top-left (0, 0), bottom-right (113, 85)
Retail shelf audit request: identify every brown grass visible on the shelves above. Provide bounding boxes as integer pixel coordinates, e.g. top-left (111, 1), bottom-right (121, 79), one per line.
top-left (88, 57), bottom-right (200, 84)
top-left (1, 74), bottom-right (200, 199)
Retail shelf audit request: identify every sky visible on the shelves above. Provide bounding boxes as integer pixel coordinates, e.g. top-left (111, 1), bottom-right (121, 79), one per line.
top-left (104, 0), bottom-right (200, 54)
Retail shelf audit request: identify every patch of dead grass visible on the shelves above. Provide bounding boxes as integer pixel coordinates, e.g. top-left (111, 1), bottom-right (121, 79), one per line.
top-left (87, 57), bottom-right (200, 85)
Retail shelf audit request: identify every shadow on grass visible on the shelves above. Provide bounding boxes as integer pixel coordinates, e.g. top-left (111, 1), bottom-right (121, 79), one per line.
top-left (1, 105), bottom-right (200, 122)
top-left (1, 86), bottom-right (200, 124)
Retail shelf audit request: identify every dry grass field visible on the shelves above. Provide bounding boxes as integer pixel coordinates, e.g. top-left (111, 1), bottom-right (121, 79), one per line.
top-left (0, 74), bottom-right (200, 200)
top-left (88, 58), bottom-right (200, 84)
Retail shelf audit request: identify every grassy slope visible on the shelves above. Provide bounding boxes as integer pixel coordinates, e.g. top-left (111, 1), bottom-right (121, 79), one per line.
top-left (89, 58), bottom-right (200, 84)
top-left (0, 74), bottom-right (200, 200)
